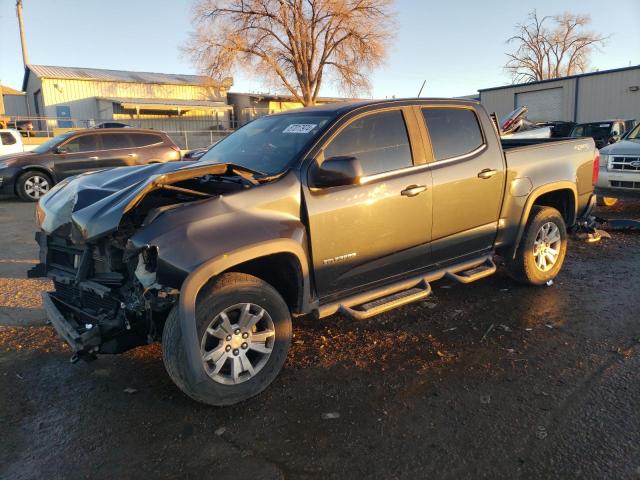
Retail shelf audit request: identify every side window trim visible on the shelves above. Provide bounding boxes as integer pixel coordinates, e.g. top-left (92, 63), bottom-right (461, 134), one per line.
top-left (59, 133), bottom-right (100, 154)
top-left (420, 106), bottom-right (487, 164)
top-left (320, 107), bottom-right (416, 176)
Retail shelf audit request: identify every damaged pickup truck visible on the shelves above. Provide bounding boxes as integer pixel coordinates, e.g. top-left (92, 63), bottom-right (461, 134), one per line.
top-left (29, 99), bottom-right (598, 406)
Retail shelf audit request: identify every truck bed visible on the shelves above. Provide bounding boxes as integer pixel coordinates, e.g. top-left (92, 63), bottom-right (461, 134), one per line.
top-left (501, 137), bottom-right (576, 150)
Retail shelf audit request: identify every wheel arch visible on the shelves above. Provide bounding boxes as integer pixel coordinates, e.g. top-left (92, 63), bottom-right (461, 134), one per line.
top-left (177, 239), bottom-right (312, 384)
top-left (509, 182), bottom-right (577, 259)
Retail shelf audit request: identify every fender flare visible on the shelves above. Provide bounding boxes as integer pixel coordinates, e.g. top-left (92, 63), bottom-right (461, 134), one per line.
top-left (177, 238), bottom-right (311, 383)
top-left (510, 181), bottom-right (577, 259)
top-left (18, 165), bottom-right (58, 183)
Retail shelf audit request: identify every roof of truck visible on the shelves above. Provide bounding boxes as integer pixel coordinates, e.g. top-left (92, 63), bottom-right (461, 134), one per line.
top-left (271, 97), bottom-right (480, 116)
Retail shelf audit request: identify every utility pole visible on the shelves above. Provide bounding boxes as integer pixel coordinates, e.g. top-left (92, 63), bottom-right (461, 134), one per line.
top-left (16, 0), bottom-right (29, 67)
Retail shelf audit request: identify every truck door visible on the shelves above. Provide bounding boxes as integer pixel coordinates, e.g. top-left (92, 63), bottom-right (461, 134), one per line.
top-left (419, 106), bottom-right (505, 264)
top-left (303, 108), bottom-right (433, 298)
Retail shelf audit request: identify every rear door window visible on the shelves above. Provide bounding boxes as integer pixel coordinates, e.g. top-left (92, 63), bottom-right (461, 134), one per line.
top-left (324, 110), bottom-right (413, 176)
top-left (0, 132), bottom-right (16, 145)
top-left (100, 133), bottom-right (134, 150)
top-left (421, 108), bottom-right (484, 161)
top-left (130, 133), bottom-right (163, 147)
top-left (60, 134), bottom-right (98, 153)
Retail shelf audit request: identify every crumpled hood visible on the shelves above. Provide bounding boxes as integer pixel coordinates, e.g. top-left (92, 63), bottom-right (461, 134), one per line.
top-left (37, 161), bottom-right (229, 241)
top-left (600, 139), bottom-right (640, 156)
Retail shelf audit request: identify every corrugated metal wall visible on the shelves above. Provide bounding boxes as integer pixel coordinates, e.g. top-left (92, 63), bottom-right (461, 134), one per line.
top-left (480, 67), bottom-right (640, 124)
top-left (480, 78), bottom-right (576, 121)
top-left (576, 69), bottom-right (640, 122)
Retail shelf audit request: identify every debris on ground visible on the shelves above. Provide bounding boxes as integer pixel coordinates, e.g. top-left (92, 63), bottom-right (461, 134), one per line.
top-left (321, 412), bottom-right (340, 420)
top-left (545, 279), bottom-right (554, 287)
top-left (214, 427), bottom-right (226, 436)
top-left (479, 395), bottom-right (491, 405)
top-left (481, 323), bottom-right (495, 341)
top-left (498, 324), bottom-right (512, 332)
top-left (123, 388), bottom-right (137, 394)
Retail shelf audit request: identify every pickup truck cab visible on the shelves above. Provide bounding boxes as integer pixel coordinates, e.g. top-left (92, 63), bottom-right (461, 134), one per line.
top-left (570, 119), bottom-right (636, 149)
top-left (0, 129), bottom-right (24, 156)
top-left (30, 99), bottom-right (598, 406)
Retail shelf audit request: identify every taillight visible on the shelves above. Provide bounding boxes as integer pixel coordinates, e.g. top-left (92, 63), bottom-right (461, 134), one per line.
top-left (592, 149), bottom-right (600, 186)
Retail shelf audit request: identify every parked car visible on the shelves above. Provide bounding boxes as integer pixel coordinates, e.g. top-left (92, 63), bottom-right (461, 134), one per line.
top-left (0, 129), bottom-right (24, 156)
top-left (570, 119), bottom-right (636, 149)
top-left (94, 121), bottom-right (132, 129)
top-left (29, 99), bottom-right (598, 406)
top-left (594, 121), bottom-right (640, 206)
top-left (0, 128), bottom-right (180, 201)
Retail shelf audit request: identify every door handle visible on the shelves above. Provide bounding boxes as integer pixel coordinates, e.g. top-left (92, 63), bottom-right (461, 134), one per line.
top-left (477, 168), bottom-right (497, 179)
top-left (127, 153), bottom-right (137, 157)
top-left (89, 156), bottom-right (99, 160)
top-left (401, 185), bottom-right (427, 197)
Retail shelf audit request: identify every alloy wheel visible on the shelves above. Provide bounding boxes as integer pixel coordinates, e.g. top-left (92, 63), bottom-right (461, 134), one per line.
top-left (532, 222), bottom-right (561, 272)
top-left (24, 175), bottom-right (50, 199)
top-left (201, 303), bottom-right (275, 385)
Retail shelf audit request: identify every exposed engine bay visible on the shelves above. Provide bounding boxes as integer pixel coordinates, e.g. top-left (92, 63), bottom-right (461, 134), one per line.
top-left (30, 164), bottom-right (259, 360)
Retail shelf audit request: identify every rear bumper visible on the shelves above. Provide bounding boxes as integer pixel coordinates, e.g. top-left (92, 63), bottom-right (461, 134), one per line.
top-left (595, 186), bottom-right (640, 200)
top-left (41, 292), bottom-right (101, 354)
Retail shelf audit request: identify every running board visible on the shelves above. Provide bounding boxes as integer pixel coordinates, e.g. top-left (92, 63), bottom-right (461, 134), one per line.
top-left (317, 255), bottom-right (495, 320)
top-left (340, 280), bottom-right (432, 320)
top-left (444, 258), bottom-right (496, 284)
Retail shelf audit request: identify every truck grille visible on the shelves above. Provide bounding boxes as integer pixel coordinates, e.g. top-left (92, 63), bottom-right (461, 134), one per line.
top-left (53, 280), bottom-right (119, 316)
top-left (610, 180), bottom-right (640, 190)
top-left (609, 156), bottom-right (640, 172)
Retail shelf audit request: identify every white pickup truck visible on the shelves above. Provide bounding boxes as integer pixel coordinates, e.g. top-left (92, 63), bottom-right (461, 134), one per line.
top-left (0, 129), bottom-right (25, 156)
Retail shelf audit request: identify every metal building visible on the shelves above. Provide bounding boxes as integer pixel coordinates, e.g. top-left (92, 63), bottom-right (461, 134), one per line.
top-left (20, 64), bottom-right (234, 132)
top-left (479, 65), bottom-right (640, 123)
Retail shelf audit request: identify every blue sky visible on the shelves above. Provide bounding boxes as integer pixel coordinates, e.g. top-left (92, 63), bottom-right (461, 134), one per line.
top-left (1, 0), bottom-right (638, 98)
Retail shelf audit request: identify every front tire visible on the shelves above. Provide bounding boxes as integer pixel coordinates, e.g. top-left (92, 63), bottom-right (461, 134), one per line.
top-left (506, 206), bottom-right (567, 285)
top-left (162, 273), bottom-right (292, 406)
top-left (16, 171), bottom-right (52, 202)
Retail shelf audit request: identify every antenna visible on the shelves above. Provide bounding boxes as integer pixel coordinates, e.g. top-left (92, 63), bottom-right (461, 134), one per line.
top-left (417, 80), bottom-right (426, 98)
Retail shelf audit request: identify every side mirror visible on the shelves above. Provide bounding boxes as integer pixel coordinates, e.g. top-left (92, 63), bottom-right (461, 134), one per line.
top-left (54, 146), bottom-right (68, 154)
top-left (309, 156), bottom-right (363, 188)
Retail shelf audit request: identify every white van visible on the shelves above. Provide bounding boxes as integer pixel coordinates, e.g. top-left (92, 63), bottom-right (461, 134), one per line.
top-left (0, 129), bottom-right (24, 156)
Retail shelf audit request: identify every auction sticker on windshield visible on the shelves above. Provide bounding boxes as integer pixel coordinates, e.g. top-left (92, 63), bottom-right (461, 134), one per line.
top-left (283, 124), bottom-right (317, 134)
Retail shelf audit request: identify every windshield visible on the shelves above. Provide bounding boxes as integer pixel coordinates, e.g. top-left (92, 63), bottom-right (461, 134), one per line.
top-left (624, 123), bottom-right (640, 140)
top-left (32, 132), bottom-right (75, 154)
top-left (571, 123), bottom-right (612, 139)
top-left (198, 113), bottom-right (334, 175)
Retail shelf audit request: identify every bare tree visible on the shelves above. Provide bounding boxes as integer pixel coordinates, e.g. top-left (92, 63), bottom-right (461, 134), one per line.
top-left (184, 0), bottom-right (395, 106)
top-left (505, 10), bottom-right (608, 83)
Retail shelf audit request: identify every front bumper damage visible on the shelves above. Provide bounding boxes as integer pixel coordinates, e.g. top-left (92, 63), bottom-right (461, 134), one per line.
top-left (41, 292), bottom-right (101, 360)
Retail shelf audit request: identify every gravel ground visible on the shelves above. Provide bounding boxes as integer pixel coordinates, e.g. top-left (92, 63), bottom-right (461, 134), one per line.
top-left (1, 197), bottom-right (639, 480)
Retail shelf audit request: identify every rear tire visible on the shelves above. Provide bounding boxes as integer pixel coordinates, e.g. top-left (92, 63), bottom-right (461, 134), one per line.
top-left (506, 206), bottom-right (567, 285)
top-left (16, 171), bottom-right (52, 202)
top-left (162, 272), bottom-right (292, 406)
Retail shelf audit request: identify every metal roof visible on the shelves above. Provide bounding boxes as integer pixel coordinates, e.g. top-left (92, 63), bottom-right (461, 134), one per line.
top-left (478, 64), bottom-right (640, 93)
top-left (99, 97), bottom-right (232, 109)
top-left (26, 64), bottom-right (231, 87)
top-left (1, 85), bottom-right (24, 95)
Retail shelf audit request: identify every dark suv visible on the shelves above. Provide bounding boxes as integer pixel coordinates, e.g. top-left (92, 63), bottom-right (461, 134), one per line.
top-left (0, 128), bottom-right (180, 201)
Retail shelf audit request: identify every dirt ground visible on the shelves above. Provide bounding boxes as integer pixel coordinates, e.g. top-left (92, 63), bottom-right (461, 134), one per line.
top-left (1, 197), bottom-right (639, 480)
